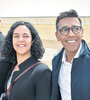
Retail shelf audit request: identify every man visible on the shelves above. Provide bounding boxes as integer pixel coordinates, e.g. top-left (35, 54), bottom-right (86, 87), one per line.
top-left (51, 9), bottom-right (90, 100)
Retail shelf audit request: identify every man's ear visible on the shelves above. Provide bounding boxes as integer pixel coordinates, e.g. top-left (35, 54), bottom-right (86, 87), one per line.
top-left (55, 32), bottom-right (60, 41)
top-left (81, 28), bottom-right (84, 38)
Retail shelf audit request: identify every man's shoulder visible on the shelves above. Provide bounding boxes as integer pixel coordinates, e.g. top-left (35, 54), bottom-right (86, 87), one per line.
top-left (52, 51), bottom-right (61, 61)
top-left (52, 48), bottom-right (64, 69)
top-left (52, 48), bottom-right (64, 61)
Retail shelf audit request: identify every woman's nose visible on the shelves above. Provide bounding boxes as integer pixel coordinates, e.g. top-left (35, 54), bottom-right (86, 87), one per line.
top-left (19, 36), bottom-right (24, 41)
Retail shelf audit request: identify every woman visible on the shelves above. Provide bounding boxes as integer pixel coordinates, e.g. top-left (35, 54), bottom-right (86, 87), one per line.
top-left (1, 21), bottom-right (51, 100)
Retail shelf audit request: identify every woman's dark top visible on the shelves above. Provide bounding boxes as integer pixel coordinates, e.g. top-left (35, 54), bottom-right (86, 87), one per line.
top-left (4, 56), bottom-right (51, 100)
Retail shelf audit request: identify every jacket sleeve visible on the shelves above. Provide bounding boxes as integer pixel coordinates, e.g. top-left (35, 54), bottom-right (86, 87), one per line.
top-left (34, 64), bottom-right (51, 100)
top-left (0, 59), bottom-right (12, 95)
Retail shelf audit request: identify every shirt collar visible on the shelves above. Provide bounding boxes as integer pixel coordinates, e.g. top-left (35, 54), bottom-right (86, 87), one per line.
top-left (62, 42), bottom-right (82, 63)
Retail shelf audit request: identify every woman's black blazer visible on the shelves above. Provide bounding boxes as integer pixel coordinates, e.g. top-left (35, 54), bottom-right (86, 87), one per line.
top-left (4, 56), bottom-right (51, 100)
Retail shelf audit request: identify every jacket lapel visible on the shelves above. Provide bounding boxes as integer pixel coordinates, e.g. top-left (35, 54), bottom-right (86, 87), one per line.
top-left (52, 48), bottom-right (64, 100)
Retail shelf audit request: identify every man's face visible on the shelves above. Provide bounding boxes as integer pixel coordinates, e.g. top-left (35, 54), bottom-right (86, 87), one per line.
top-left (56, 17), bottom-right (83, 54)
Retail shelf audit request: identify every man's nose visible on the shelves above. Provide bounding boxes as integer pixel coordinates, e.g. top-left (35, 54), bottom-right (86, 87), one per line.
top-left (68, 29), bottom-right (75, 36)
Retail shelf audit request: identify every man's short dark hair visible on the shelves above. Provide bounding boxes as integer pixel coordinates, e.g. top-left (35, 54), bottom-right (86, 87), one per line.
top-left (56, 9), bottom-right (82, 31)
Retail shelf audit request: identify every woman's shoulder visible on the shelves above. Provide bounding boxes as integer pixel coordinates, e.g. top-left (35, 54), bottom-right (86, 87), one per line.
top-left (33, 62), bottom-right (51, 80)
top-left (35, 62), bottom-right (51, 72)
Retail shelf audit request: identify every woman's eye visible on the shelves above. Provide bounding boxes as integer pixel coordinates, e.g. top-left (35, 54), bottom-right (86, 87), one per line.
top-left (14, 35), bottom-right (19, 38)
top-left (24, 36), bottom-right (29, 38)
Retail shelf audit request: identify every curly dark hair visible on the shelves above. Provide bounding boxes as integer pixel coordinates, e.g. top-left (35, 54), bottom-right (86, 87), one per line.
top-left (1, 21), bottom-right (45, 63)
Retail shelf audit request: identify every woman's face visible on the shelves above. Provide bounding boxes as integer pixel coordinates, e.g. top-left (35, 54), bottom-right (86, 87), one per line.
top-left (13, 25), bottom-right (32, 57)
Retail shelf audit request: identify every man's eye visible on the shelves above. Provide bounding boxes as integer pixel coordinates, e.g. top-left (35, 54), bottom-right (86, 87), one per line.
top-left (73, 26), bottom-right (80, 30)
top-left (75, 27), bottom-right (79, 30)
top-left (63, 28), bottom-right (68, 31)
top-left (61, 27), bottom-right (68, 32)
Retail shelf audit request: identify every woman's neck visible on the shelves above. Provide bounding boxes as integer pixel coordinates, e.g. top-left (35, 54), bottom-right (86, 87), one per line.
top-left (16, 53), bottom-right (31, 65)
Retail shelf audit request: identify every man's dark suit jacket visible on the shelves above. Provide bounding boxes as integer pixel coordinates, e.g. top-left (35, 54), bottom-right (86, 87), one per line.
top-left (0, 58), bottom-right (12, 95)
top-left (51, 40), bottom-right (90, 100)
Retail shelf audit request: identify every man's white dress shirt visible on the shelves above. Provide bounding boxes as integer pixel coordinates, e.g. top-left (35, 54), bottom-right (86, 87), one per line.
top-left (58, 43), bottom-right (82, 100)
